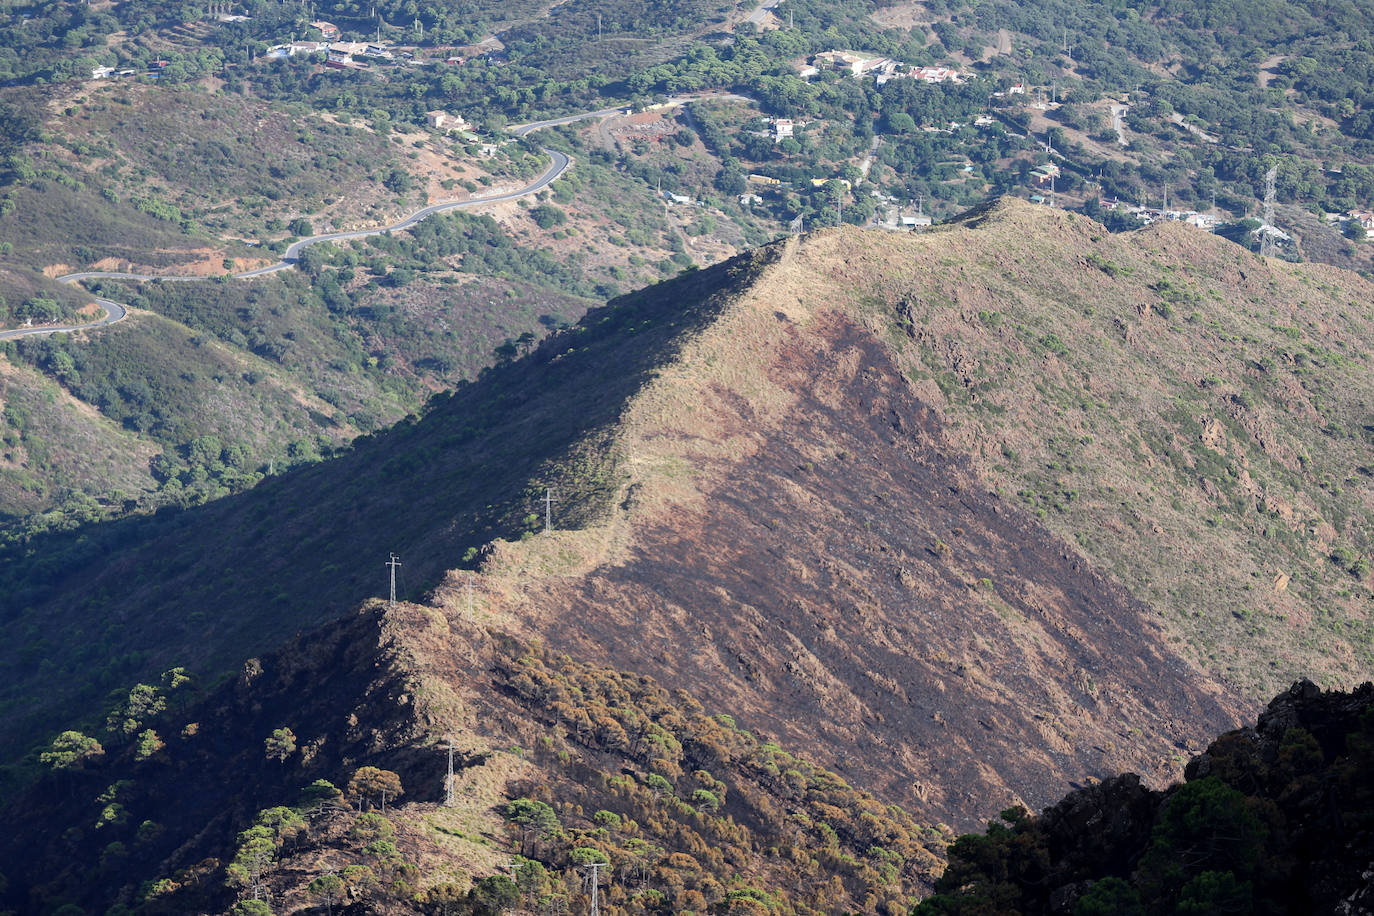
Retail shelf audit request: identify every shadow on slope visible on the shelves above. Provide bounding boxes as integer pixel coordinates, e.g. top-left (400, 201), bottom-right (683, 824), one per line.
top-left (0, 245), bottom-right (781, 785)
top-left (516, 307), bottom-right (1245, 829)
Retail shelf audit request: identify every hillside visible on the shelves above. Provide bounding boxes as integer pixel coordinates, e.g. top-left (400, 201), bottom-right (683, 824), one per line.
top-left (914, 678), bottom-right (1374, 915)
top-left (5, 200), bottom-right (1332, 822)
top-left (13, 197), bottom-right (1374, 913)
top-left (0, 600), bottom-right (946, 915)
top-left (0, 251), bottom-right (782, 788)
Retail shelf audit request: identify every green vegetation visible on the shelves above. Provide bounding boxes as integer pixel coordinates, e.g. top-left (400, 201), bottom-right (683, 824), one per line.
top-left (0, 246), bottom-right (779, 794)
top-left (0, 598), bottom-right (944, 914)
top-left (915, 682), bottom-right (1374, 916)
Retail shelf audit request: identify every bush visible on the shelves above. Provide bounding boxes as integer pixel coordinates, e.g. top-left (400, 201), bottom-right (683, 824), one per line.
top-left (529, 204), bottom-right (567, 229)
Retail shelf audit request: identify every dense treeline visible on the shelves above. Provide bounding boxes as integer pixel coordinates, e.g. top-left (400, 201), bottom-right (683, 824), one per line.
top-left (915, 681), bottom-right (1374, 915)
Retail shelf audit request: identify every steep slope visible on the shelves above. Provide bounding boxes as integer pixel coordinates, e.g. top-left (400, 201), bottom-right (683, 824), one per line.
top-left (0, 358), bottom-right (159, 518)
top-left (451, 230), bottom-right (1244, 828)
top-left (799, 201), bottom-right (1374, 700)
top-left (914, 679), bottom-right (1374, 915)
top-left (1, 600), bottom-right (945, 915)
top-left (10, 200), bottom-right (1373, 836)
top-left (0, 252), bottom-right (779, 781)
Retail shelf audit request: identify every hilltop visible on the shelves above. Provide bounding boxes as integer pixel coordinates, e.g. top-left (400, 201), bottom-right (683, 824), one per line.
top-left (7, 195), bottom-right (1374, 911)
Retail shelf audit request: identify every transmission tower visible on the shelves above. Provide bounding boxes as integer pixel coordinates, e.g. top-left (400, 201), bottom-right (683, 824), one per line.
top-left (386, 553), bottom-right (401, 606)
top-left (582, 863), bottom-right (603, 916)
top-left (1260, 165), bottom-right (1278, 257)
top-left (443, 738), bottom-right (456, 807)
top-left (542, 488), bottom-right (556, 533)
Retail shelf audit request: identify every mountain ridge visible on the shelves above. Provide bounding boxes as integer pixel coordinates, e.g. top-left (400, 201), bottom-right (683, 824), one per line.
top-left (8, 198), bottom-right (1374, 833)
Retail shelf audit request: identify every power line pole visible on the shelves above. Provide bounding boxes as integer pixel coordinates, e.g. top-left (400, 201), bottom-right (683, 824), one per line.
top-left (386, 553), bottom-right (401, 606)
top-left (543, 487), bottom-right (556, 533)
top-left (583, 863), bottom-right (603, 916)
top-left (443, 737), bottom-right (456, 807)
top-left (466, 574), bottom-right (474, 614)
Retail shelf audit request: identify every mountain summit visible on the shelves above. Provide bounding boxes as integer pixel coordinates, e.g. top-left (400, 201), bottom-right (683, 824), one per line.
top-left (12, 199), bottom-right (1374, 842)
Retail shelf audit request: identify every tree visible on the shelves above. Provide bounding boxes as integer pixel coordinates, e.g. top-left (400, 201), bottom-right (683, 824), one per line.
top-left (105, 684), bottom-right (166, 741)
top-left (348, 766), bottom-right (404, 812)
top-left (1074, 877), bottom-right (1144, 916)
top-left (691, 788), bottom-right (721, 813)
top-left (505, 798), bottom-right (560, 855)
top-left (714, 166), bottom-right (746, 196)
top-left (134, 729), bottom-right (165, 761)
top-left (288, 217), bottom-right (313, 237)
top-left (40, 731), bottom-right (104, 771)
top-left (264, 728), bottom-right (297, 764)
top-left (470, 875), bottom-right (519, 915)
top-left (255, 806), bottom-right (306, 848)
top-left (225, 825), bottom-right (277, 899)
top-left (229, 901), bottom-right (272, 916)
top-left (307, 873), bottom-right (344, 915)
top-left (529, 204), bottom-right (567, 229)
top-left (885, 112), bottom-right (917, 134)
top-left (424, 882), bottom-right (466, 916)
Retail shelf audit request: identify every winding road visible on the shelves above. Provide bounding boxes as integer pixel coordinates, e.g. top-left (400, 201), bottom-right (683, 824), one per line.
top-left (2, 118), bottom-right (585, 340)
top-left (4, 94), bottom-right (753, 341)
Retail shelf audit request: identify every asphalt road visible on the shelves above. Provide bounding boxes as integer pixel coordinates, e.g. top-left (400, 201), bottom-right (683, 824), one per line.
top-left (3, 96), bottom-right (754, 341)
top-left (0, 295), bottom-right (128, 341)
top-left (3, 135), bottom-right (578, 339)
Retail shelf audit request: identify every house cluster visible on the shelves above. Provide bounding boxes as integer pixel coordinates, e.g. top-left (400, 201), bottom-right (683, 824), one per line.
top-left (1031, 163), bottom-right (1060, 187)
top-left (770, 118), bottom-right (803, 142)
top-left (1331, 209), bottom-right (1374, 237)
top-left (1097, 198), bottom-right (1222, 230)
top-left (265, 41), bottom-right (327, 60)
top-left (91, 61), bottom-right (163, 79)
top-left (798, 51), bottom-right (963, 85)
top-left (908, 66), bottom-right (962, 84)
top-left (425, 110), bottom-right (471, 132)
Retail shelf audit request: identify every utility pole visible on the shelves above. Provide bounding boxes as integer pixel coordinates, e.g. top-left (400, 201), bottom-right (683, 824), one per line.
top-left (583, 863), bottom-right (603, 916)
top-left (597, 12), bottom-right (602, 40)
top-left (543, 488), bottom-right (556, 533)
top-left (443, 738), bottom-right (456, 807)
top-left (466, 574), bottom-right (474, 614)
top-left (386, 553), bottom-right (401, 606)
